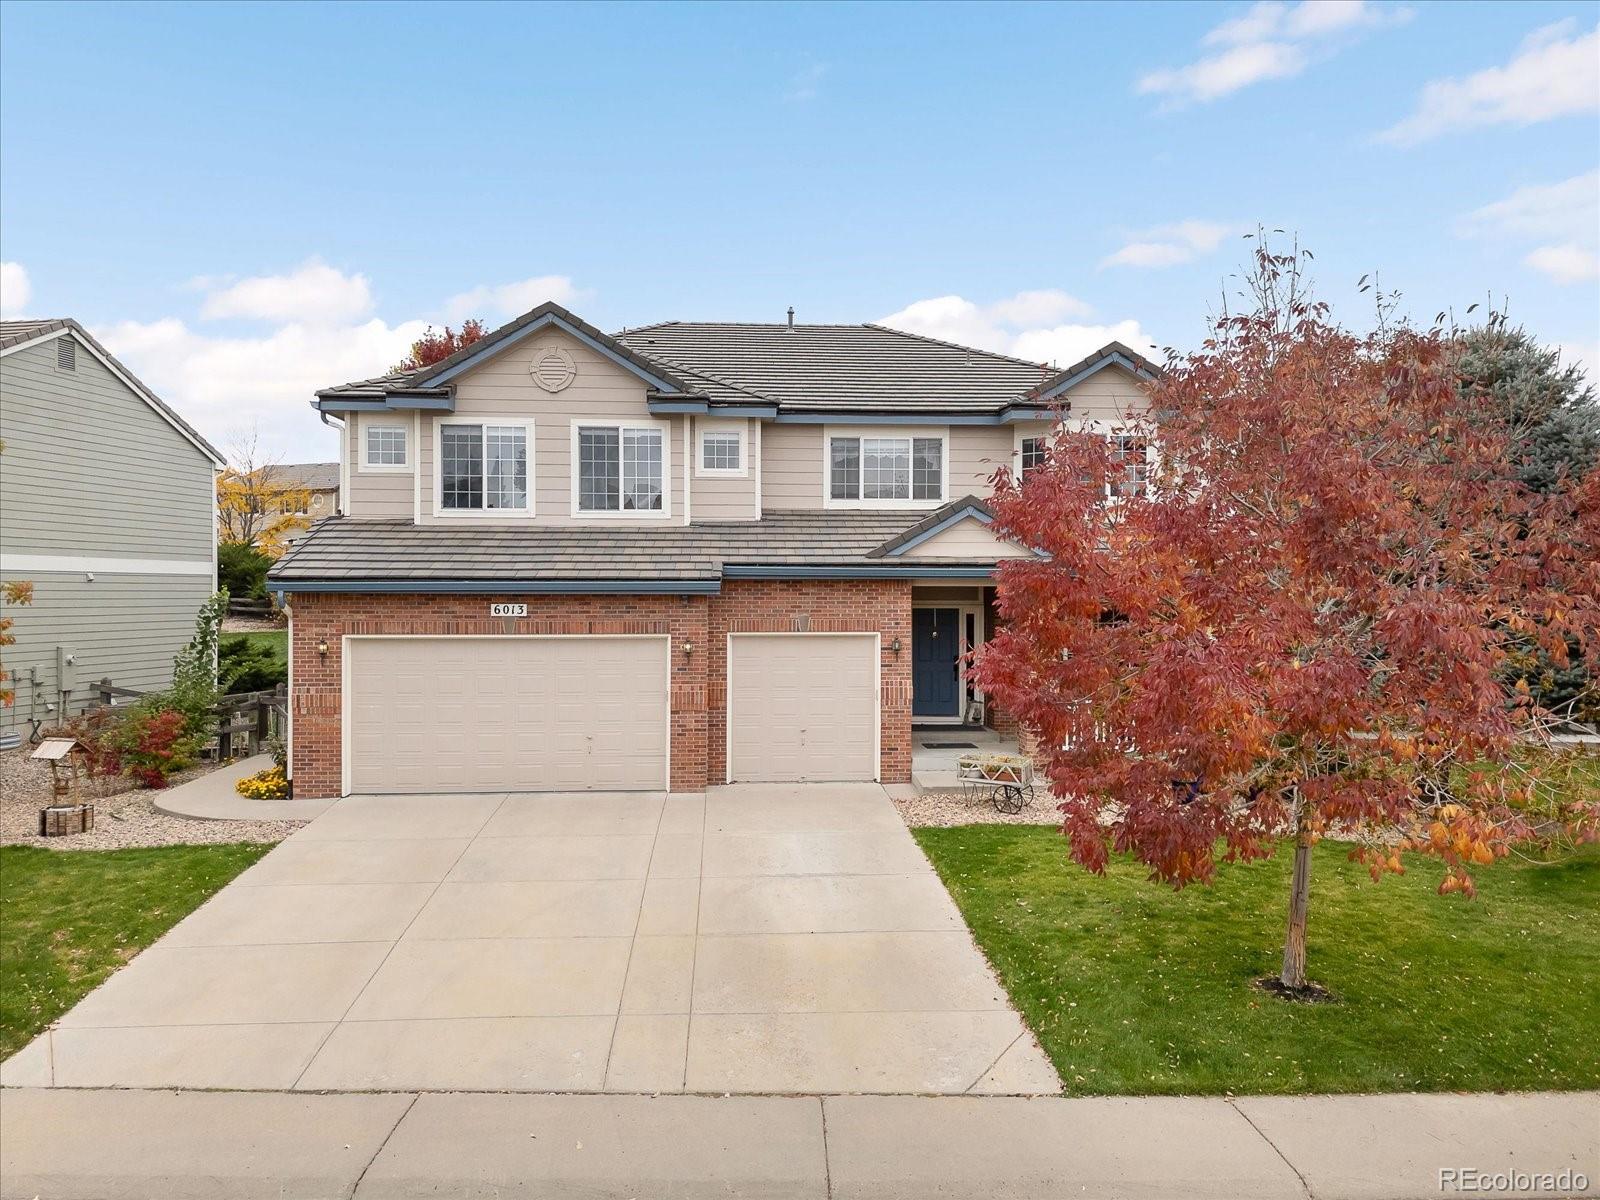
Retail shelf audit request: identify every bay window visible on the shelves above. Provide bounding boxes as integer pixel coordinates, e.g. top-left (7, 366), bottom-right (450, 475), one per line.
top-left (439, 421), bottom-right (529, 512)
top-left (828, 433), bottom-right (944, 505)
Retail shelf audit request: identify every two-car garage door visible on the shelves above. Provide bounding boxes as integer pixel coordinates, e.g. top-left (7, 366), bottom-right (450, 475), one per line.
top-left (345, 636), bottom-right (669, 794)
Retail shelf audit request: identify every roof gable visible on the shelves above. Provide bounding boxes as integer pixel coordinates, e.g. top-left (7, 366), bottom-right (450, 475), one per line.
top-left (0, 318), bottom-right (225, 466)
top-left (1029, 341), bottom-right (1162, 404)
top-left (411, 302), bottom-right (692, 395)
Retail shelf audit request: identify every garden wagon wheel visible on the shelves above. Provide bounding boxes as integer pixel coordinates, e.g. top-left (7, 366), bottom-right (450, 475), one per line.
top-left (992, 784), bottom-right (1026, 815)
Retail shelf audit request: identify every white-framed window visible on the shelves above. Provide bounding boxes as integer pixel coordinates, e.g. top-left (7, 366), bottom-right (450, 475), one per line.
top-left (571, 421), bottom-right (671, 517)
top-left (825, 429), bottom-right (946, 508)
top-left (362, 423), bottom-right (410, 471)
top-left (1019, 435), bottom-right (1048, 479)
top-left (436, 418), bottom-right (532, 514)
top-left (1110, 433), bottom-right (1149, 498)
top-left (698, 426), bottom-right (746, 476)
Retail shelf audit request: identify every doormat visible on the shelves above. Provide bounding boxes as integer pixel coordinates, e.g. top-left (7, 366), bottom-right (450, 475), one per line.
top-left (922, 741), bottom-right (978, 749)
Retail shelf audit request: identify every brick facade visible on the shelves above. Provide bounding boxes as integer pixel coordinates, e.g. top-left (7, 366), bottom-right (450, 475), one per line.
top-left (286, 581), bottom-right (911, 799)
top-left (705, 579), bottom-right (913, 785)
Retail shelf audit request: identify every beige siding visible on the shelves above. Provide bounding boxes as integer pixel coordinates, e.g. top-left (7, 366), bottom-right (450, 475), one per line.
top-left (344, 411), bottom-right (414, 519)
top-left (759, 423), bottom-right (822, 509)
top-left (899, 518), bottom-right (1033, 560)
top-left (691, 417), bottom-right (758, 521)
top-left (417, 328), bottom-right (685, 527)
top-left (1060, 365), bottom-right (1150, 422)
top-left (948, 426), bottom-right (1018, 496)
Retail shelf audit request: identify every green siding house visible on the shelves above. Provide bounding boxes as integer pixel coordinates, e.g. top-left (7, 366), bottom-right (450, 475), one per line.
top-left (0, 318), bottom-right (224, 742)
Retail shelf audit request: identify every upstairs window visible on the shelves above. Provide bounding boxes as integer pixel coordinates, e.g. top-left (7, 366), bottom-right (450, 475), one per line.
top-left (363, 423), bottom-right (409, 469)
top-left (440, 422), bottom-right (529, 512)
top-left (1110, 433), bottom-right (1149, 498)
top-left (1019, 436), bottom-right (1047, 479)
top-left (828, 434), bottom-right (943, 504)
top-left (700, 430), bottom-right (743, 474)
top-left (577, 424), bottom-right (665, 513)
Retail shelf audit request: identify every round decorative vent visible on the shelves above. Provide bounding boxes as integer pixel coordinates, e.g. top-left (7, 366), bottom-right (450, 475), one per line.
top-left (531, 348), bottom-right (576, 393)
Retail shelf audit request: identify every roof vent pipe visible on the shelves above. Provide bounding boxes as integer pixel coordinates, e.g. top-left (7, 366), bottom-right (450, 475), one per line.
top-left (787, 306), bottom-right (795, 330)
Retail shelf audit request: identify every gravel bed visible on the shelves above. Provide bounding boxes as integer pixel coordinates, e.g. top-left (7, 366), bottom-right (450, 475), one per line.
top-left (0, 749), bottom-right (303, 851)
top-left (893, 788), bottom-right (1062, 828)
top-left (222, 616), bottom-right (285, 633)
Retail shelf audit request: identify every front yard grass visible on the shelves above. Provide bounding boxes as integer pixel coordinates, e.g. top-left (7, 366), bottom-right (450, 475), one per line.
top-left (0, 843), bottom-right (273, 1059)
top-left (914, 827), bottom-right (1600, 1096)
top-left (232, 629), bottom-right (287, 665)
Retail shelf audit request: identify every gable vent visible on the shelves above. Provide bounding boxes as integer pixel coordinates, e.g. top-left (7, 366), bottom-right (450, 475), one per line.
top-left (57, 337), bottom-right (76, 371)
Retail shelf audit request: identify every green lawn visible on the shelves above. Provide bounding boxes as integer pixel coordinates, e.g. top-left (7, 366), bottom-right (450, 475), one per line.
top-left (0, 844), bottom-right (274, 1059)
top-left (914, 828), bottom-right (1600, 1096)
top-left (231, 629), bottom-right (287, 665)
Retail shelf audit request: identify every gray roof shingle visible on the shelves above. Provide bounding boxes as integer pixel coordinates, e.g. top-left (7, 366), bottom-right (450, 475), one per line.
top-left (268, 501), bottom-right (1009, 587)
top-left (274, 462), bottom-right (340, 492)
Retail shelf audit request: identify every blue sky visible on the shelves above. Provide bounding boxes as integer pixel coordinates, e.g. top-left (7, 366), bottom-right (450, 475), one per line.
top-left (3, 0), bottom-right (1596, 460)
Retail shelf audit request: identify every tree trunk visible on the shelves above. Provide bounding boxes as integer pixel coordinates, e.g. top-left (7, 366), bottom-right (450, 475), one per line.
top-left (1280, 798), bottom-right (1314, 990)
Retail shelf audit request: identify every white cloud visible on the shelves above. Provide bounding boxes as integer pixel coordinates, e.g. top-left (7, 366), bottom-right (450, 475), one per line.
top-left (1101, 220), bottom-right (1243, 270)
top-left (1378, 21), bottom-right (1599, 145)
top-left (98, 316), bottom-right (429, 460)
top-left (200, 258), bottom-right (374, 324)
top-left (1141, 1), bottom-right (1412, 106)
top-left (442, 274), bottom-right (586, 323)
top-left (1, 261), bottom-right (31, 318)
top-left (92, 267), bottom-right (589, 461)
top-left (1524, 244), bottom-right (1600, 285)
top-left (1557, 341), bottom-right (1599, 387)
top-left (1458, 170), bottom-right (1600, 287)
top-left (876, 291), bottom-right (1157, 370)
top-left (785, 61), bottom-right (828, 103)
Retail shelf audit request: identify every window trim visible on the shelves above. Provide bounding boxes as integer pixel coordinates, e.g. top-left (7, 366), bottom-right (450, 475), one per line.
top-left (431, 416), bottom-right (535, 518)
top-left (822, 425), bottom-right (948, 510)
top-left (568, 418), bottom-right (674, 520)
top-left (696, 422), bottom-right (748, 478)
top-left (1016, 418), bottom-right (1154, 500)
top-left (360, 421), bottom-right (411, 473)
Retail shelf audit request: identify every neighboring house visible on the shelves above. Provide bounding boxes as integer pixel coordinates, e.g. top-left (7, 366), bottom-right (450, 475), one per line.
top-left (268, 302), bottom-right (1157, 798)
top-left (0, 319), bottom-right (224, 739)
top-left (273, 462), bottom-right (340, 540)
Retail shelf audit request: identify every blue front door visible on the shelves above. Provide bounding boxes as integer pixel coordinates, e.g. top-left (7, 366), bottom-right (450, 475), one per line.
top-left (912, 607), bottom-right (962, 718)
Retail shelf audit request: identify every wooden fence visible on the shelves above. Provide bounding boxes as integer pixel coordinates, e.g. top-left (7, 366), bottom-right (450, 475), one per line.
top-left (89, 677), bottom-right (286, 760)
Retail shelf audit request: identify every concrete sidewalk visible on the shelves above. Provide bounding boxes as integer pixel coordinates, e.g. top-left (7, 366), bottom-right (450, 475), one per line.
top-left (2, 1087), bottom-right (1594, 1199)
top-left (152, 753), bottom-right (334, 821)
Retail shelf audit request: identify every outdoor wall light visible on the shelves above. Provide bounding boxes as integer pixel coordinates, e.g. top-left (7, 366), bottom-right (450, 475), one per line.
top-left (316, 639), bottom-right (329, 659)
top-left (681, 640), bottom-right (695, 657)
top-left (889, 638), bottom-right (903, 655)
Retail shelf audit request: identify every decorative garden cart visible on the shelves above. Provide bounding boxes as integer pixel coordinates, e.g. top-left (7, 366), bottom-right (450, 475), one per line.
top-left (956, 752), bottom-right (1036, 814)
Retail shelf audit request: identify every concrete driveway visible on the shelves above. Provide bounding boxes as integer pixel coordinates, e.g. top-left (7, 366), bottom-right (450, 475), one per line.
top-left (3, 785), bottom-right (1058, 1096)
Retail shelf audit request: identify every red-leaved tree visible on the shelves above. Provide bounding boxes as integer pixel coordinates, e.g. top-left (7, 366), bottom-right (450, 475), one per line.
top-left (393, 319), bottom-right (488, 372)
top-left (976, 244), bottom-right (1600, 994)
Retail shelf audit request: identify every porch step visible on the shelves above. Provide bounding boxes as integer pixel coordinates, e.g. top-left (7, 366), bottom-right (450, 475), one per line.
top-left (912, 769), bottom-right (963, 794)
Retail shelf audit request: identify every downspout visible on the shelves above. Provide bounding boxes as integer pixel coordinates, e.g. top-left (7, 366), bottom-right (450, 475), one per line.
top-left (320, 410), bottom-right (346, 515)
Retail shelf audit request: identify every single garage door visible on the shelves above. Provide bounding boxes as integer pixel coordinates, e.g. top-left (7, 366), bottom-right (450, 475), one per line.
top-left (726, 633), bottom-right (878, 783)
top-left (345, 636), bottom-right (669, 794)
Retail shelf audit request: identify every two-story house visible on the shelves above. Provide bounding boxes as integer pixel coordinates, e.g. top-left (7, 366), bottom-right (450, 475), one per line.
top-left (268, 302), bottom-right (1156, 798)
top-left (0, 319), bottom-right (224, 744)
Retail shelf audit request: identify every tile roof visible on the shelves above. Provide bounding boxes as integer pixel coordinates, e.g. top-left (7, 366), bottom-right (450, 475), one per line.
top-left (274, 461), bottom-right (340, 492)
top-left (614, 322), bottom-right (1056, 412)
top-left (268, 504), bottom-right (1011, 587)
top-left (0, 318), bottom-right (225, 464)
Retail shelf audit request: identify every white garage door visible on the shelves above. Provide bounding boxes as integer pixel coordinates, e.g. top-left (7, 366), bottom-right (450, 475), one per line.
top-left (726, 633), bottom-right (878, 783)
top-left (346, 636), bottom-right (669, 794)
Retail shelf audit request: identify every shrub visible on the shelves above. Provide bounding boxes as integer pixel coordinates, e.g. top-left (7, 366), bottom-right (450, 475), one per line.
top-left (112, 706), bottom-right (203, 789)
top-left (167, 591), bottom-right (226, 737)
top-left (56, 707), bottom-right (124, 779)
top-left (219, 636), bottom-right (286, 695)
top-left (217, 541), bottom-right (271, 602)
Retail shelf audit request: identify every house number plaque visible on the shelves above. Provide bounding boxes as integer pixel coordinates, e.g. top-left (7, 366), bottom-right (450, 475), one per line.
top-left (490, 603), bottom-right (528, 617)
